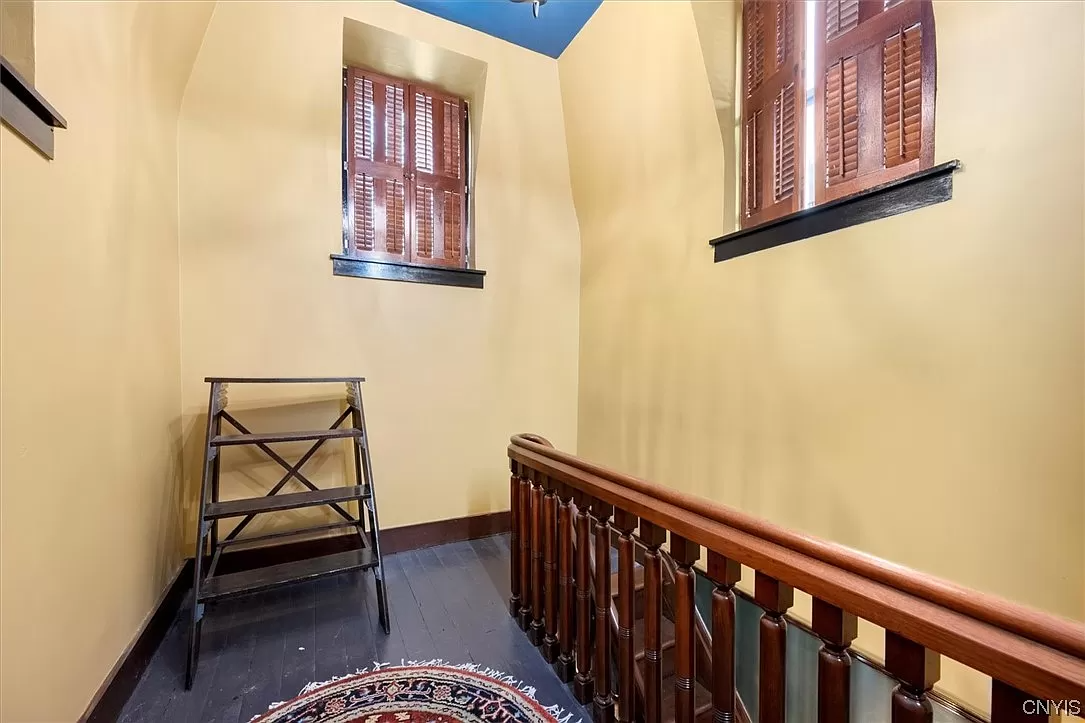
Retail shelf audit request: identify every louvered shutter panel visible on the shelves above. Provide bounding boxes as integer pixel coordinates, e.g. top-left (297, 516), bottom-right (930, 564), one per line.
top-left (409, 85), bottom-right (466, 268)
top-left (346, 68), bottom-right (409, 262)
top-left (740, 0), bottom-right (804, 228)
top-left (814, 0), bottom-right (935, 204)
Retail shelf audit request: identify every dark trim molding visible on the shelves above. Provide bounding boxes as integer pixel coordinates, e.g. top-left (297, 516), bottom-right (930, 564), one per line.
top-left (1, 55), bottom-right (67, 160)
top-left (78, 511), bottom-right (510, 722)
top-left (331, 255), bottom-right (486, 289)
top-left (79, 559), bottom-right (194, 723)
top-left (710, 160), bottom-right (961, 263)
top-left (382, 511), bottom-right (510, 554)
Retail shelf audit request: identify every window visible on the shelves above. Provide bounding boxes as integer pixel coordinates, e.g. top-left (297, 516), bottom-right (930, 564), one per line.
top-left (342, 67), bottom-right (470, 270)
top-left (740, 0), bottom-right (936, 227)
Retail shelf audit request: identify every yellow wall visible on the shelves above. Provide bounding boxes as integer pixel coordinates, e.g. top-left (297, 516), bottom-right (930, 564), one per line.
top-left (177, 1), bottom-right (581, 543)
top-left (0, 0), bottom-right (35, 81)
top-left (0, 2), bottom-right (213, 720)
top-left (561, 0), bottom-right (1083, 714)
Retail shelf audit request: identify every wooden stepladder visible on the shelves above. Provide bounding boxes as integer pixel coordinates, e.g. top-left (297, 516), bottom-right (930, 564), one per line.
top-left (186, 377), bottom-right (390, 689)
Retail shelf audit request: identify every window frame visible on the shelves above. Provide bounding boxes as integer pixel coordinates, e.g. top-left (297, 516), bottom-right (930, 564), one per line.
top-left (738, 0), bottom-right (939, 230)
top-left (340, 66), bottom-right (473, 272)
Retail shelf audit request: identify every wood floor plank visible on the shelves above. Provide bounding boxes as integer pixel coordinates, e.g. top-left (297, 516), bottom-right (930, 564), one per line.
top-left (276, 583), bottom-right (317, 702)
top-left (118, 535), bottom-right (590, 723)
top-left (236, 587), bottom-right (291, 721)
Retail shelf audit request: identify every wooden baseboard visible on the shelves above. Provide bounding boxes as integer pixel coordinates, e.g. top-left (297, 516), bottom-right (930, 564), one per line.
top-left (78, 510), bottom-right (510, 722)
top-left (381, 510), bottom-right (510, 554)
top-left (79, 559), bottom-right (194, 723)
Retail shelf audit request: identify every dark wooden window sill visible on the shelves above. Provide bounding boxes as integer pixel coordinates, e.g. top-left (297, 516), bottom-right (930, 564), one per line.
top-left (1, 55), bottom-right (66, 160)
top-left (710, 160), bottom-right (961, 263)
top-left (331, 255), bottom-right (486, 289)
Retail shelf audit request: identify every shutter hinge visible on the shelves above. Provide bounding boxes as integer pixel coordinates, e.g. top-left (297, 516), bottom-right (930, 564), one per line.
top-left (343, 161), bottom-right (348, 172)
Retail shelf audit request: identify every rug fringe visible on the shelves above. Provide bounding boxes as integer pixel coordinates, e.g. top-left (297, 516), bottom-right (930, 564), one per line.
top-left (253, 658), bottom-right (583, 723)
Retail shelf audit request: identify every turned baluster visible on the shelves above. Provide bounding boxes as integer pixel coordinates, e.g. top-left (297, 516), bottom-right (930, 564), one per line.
top-left (555, 483), bottom-right (576, 682)
top-left (529, 471), bottom-right (545, 645)
top-left (573, 493), bottom-right (595, 704)
top-left (812, 598), bottom-right (857, 723)
top-left (509, 463), bottom-right (521, 617)
top-left (885, 631), bottom-right (940, 723)
top-left (639, 521), bottom-right (667, 723)
top-left (518, 470), bottom-right (532, 630)
top-left (614, 509), bottom-right (638, 723)
top-left (670, 534), bottom-right (701, 723)
top-left (707, 551), bottom-right (741, 723)
top-left (593, 502), bottom-right (615, 723)
top-left (755, 572), bottom-right (793, 723)
top-left (542, 477), bottom-right (559, 662)
top-left (990, 680), bottom-right (1057, 722)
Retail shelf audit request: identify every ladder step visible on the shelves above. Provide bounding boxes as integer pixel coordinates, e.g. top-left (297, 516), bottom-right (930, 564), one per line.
top-left (210, 428), bottom-right (363, 446)
top-left (199, 548), bottom-right (377, 601)
top-left (205, 485), bottom-right (370, 519)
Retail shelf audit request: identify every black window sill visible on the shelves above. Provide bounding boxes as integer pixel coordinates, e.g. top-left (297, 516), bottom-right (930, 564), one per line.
top-left (710, 160), bottom-right (961, 263)
top-left (331, 255), bottom-right (486, 289)
top-left (1, 55), bottom-right (66, 160)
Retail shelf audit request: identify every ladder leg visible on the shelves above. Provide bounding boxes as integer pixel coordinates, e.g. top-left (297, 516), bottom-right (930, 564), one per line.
top-left (187, 382), bottom-right (222, 689)
top-left (351, 382), bottom-right (390, 634)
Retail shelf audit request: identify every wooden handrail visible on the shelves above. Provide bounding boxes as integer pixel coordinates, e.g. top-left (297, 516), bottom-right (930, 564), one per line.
top-left (509, 434), bottom-right (1085, 705)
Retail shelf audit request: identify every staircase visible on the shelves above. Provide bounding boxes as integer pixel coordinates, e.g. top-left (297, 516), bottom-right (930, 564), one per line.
top-left (596, 549), bottom-right (716, 723)
top-left (507, 433), bottom-right (1085, 723)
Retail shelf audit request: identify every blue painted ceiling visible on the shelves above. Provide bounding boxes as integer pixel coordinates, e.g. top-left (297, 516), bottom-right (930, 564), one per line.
top-left (396, 0), bottom-right (602, 58)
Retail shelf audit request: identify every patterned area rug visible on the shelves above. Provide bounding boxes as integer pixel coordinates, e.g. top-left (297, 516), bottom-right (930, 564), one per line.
top-left (253, 663), bottom-right (572, 723)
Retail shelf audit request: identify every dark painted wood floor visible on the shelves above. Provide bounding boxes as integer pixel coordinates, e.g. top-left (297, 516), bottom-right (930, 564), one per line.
top-left (119, 535), bottom-right (589, 723)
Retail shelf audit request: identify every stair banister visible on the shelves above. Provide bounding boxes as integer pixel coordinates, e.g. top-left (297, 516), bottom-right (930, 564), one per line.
top-left (508, 433), bottom-right (1085, 723)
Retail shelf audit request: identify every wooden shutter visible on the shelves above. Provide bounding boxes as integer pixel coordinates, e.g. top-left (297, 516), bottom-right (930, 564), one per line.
top-left (346, 68), bottom-right (409, 262)
top-left (409, 85), bottom-right (467, 268)
top-left (814, 0), bottom-right (935, 204)
top-left (741, 0), bottom-right (804, 228)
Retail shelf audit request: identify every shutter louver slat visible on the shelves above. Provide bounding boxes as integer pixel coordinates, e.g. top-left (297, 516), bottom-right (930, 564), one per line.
top-left (414, 185), bottom-right (435, 259)
top-left (776, 1), bottom-right (795, 70)
top-left (773, 83), bottom-right (798, 202)
top-left (442, 190), bottom-right (463, 262)
top-left (353, 174), bottom-right (376, 252)
top-left (414, 91), bottom-right (434, 174)
top-left (745, 2), bottom-right (765, 96)
top-left (383, 178), bottom-right (406, 255)
top-left (883, 23), bottom-right (923, 168)
top-left (442, 100), bottom-right (463, 180)
top-left (384, 84), bottom-right (405, 167)
top-left (825, 56), bottom-right (859, 185)
top-left (826, 0), bottom-right (860, 39)
top-left (354, 77), bottom-right (374, 161)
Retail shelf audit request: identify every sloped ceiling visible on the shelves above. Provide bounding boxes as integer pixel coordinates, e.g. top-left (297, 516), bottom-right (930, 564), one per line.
top-left (396, 0), bottom-right (602, 58)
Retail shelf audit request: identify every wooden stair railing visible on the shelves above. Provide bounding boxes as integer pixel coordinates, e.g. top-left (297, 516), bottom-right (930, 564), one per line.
top-left (508, 434), bottom-right (1085, 723)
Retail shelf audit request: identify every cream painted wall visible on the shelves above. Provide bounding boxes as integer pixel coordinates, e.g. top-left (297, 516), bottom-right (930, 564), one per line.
top-left (560, 0), bottom-right (1084, 715)
top-left (177, 2), bottom-right (580, 544)
top-left (0, 2), bottom-right (213, 720)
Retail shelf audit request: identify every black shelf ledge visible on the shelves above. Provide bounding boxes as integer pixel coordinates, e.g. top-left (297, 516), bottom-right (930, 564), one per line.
top-left (331, 254), bottom-right (486, 289)
top-left (710, 160), bottom-right (962, 263)
top-left (1, 55), bottom-right (67, 160)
